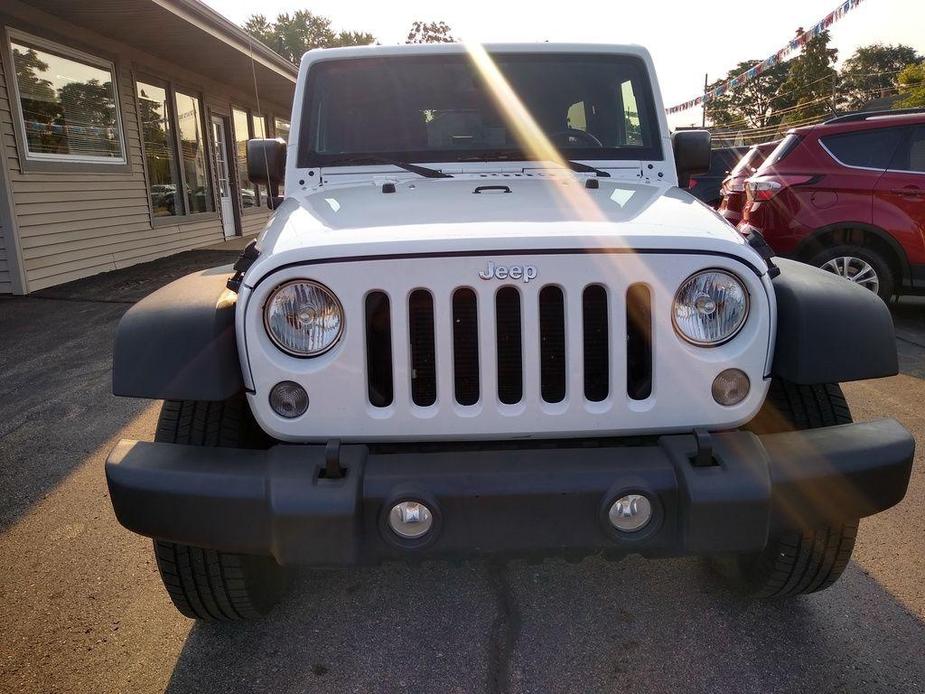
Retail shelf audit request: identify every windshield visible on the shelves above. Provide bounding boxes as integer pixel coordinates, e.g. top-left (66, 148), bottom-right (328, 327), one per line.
top-left (298, 53), bottom-right (662, 167)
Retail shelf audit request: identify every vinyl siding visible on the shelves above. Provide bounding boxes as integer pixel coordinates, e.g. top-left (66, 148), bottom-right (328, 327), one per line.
top-left (242, 209), bottom-right (271, 236)
top-left (0, 54), bottom-right (13, 293)
top-left (3, 66), bottom-right (228, 292)
top-left (0, 6), bottom-right (292, 294)
top-left (0, 233), bottom-right (10, 295)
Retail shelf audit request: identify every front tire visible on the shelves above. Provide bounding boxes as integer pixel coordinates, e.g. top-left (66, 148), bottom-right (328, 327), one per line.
top-left (728, 379), bottom-right (859, 597)
top-left (152, 398), bottom-right (286, 621)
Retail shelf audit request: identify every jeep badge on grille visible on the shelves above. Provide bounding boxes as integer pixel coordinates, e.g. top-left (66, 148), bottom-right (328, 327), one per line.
top-left (478, 261), bottom-right (538, 283)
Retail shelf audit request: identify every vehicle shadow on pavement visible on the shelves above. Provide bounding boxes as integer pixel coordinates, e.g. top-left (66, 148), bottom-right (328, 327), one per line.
top-left (165, 554), bottom-right (925, 694)
top-left (0, 248), bottom-right (241, 531)
top-left (892, 298), bottom-right (925, 380)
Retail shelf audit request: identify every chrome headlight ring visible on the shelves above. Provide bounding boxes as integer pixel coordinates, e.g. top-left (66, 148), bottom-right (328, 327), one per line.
top-left (672, 269), bottom-right (749, 347)
top-left (263, 279), bottom-right (345, 357)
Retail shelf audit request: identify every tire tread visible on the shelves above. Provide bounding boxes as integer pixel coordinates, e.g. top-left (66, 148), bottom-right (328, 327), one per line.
top-left (151, 397), bottom-right (284, 621)
top-left (738, 379), bottom-right (858, 597)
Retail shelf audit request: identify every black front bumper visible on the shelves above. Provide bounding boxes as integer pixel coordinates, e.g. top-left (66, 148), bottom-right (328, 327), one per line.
top-left (106, 420), bottom-right (914, 566)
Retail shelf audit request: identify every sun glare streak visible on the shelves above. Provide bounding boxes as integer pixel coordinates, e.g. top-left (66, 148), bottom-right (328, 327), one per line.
top-left (464, 42), bottom-right (606, 223)
top-left (462, 42), bottom-right (717, 406)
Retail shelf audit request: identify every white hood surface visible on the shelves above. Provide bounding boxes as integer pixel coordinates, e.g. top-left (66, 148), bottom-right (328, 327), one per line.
top-left (245, 175), bottom-right (765, 285)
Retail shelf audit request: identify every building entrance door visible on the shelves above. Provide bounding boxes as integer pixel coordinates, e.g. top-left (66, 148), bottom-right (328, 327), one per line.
top-left (211, 115), bottom-right (237, 239)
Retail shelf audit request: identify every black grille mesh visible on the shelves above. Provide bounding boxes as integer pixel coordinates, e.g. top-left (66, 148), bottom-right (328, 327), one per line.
top-left (539, 286), bottom-right (566, 403)
top-left (365, 291), bottom-right (393, 407)
top-left (495, 287), bottom-right (523, 405)
top-left (452, 288), bottom-right (480, 405)
top-left (409, 290), bottom-right (437, 406)
top-left (626, 283), bottom-right (653, 401)
top-left (582, 285), bottom-right (609, 402)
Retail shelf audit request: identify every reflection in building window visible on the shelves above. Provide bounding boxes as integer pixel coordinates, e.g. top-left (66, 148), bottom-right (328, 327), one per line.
top-left (137, 81), bottom-right (180, 216)
top-left (174, 91), bottom-right (212, 214)
top-left (621, 80), bottom-right (643, 146)
top-left (274, 117), bottom-right (290, 143)
top-left (10, 35), bottom-right (124, 162)
top-left (233, 108), bottom-right (257, 208)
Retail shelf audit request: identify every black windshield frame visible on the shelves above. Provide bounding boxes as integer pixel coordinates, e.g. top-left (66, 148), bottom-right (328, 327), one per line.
top-left (297, 52), bottom-right (664, 168)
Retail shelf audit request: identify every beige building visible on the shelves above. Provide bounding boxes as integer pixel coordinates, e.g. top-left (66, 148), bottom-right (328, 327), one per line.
top-left (0, 0), bottom-right (297, 294)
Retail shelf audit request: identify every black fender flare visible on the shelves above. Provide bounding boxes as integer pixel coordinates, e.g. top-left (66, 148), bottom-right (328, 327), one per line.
top-left (771, 257), bottom-right (898, 384)
top-left (792, 222), bottom-right (910, 286)
top-left (112, 267), bottom-right (243, 401)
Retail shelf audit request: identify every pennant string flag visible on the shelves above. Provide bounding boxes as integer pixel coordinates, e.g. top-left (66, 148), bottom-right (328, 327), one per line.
top-left (665, 0), bottom-right (867, 114)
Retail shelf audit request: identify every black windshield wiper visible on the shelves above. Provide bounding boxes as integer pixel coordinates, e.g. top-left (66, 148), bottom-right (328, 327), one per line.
top-left (328, 155), bottom-right (452, 179)
top-left (457, 152), bottom-right (610, 177)
top-left (565, 160), bottom-right (610, 177)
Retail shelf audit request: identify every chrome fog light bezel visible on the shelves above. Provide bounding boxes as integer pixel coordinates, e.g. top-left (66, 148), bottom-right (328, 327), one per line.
top-left (388, 501), bottom-right (435, 539)
top-left (263, 279), bottom-right (345, 357)
top-left (608, 493), bottom-right (653, 533)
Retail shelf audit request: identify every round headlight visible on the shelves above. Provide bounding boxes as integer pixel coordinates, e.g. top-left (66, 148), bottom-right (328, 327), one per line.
top-left (673, 270), bottom-right (749, 346)
top-left (264, 280), bottom-right (344, 356)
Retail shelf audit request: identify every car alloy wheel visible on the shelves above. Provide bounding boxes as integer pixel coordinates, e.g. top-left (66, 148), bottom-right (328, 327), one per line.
top-left (820, 256), bottom-right (880, 294)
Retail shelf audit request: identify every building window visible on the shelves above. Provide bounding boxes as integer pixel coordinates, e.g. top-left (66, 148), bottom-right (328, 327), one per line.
top-left (136, 80), bottom-right (180, 217)
top-left (253, 114), bottom-right (267, 139)
top-left (135, 76), bottom-right (212, 218)
top-left (274, 117), bottom-right (290, 143)
top-left (174, 91), bottom-right (212, 214)
top-left (232, 107), bottom-right (258, 209)
top-left (7, 30), bottom-right (125, 163)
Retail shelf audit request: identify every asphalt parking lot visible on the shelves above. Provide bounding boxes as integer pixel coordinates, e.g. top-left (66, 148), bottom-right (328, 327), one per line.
top-left (1, 252), bottom-right (924, 694)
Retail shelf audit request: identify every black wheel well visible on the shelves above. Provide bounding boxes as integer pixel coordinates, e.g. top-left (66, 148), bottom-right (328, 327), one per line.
top-left (795, 225), bottom-right (909, 285)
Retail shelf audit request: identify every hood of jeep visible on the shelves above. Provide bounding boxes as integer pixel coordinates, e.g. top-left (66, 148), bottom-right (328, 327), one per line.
top-left (246, 177), bottom-right (762, 285)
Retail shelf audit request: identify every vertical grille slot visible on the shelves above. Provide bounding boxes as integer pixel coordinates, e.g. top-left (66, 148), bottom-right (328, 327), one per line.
top-left (365, 291), bottom-right (393, 407)
top-left (582, 285), bottom-right (609, 402)
top-left (626, 283), bottom-right (653, 400)
top-left (539, 285), bottom-right (566, 403)
top-left (452, 288), bottom-right (480, 405)
top-left (495, 287), bottom-right (523, 404)
top-left (408, 289), bottom-right (437, 406)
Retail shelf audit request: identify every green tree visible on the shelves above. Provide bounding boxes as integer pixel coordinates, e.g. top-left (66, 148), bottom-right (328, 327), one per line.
top-left (705, 60), bottom-right (794, 130)
top-left (243, 11), bottom-right (375, 63)
top-left (897, 63), bottom-right (925, 108)
top-left (58, 80), bottom-right (115, 127)
top-left (406, 21), bottom-right (455, 44)
top-left (839, 43), bottom-right (922, 109)
top-left (780, 30), bottom-right (838, 124)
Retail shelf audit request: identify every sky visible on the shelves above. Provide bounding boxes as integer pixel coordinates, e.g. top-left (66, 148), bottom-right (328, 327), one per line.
top-left (204, 0), bottom-right (925, 128)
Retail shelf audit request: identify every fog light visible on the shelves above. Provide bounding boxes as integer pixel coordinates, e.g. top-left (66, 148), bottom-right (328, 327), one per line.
top-left (388, 501), bottom-right (433, 539)
top-left (608, 494), bottom-right (652, 532)
top-left (712, 368), bottom-right (750, 406)
top-left (269, 381), bottom-right (309, 418)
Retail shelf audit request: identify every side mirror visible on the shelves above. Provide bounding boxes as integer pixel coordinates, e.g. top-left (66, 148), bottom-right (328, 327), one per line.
top-left (672, 130), bottom-right (711, 189)
top-left (247, 138), bottom-right (286, 208)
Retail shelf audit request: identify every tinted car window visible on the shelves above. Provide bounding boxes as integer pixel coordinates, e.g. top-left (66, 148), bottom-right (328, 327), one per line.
top-left (890, 126), bottom-right (925, 173)
top-left (820, 127), bottom-right (904, 170)
top-left (708, 148), bottom-right (744, 175)
top-left (761, 134), bottom-right (801, 169)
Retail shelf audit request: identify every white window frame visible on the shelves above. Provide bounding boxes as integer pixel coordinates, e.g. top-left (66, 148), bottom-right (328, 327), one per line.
top-left (5, 28), bottom-right (127, 165)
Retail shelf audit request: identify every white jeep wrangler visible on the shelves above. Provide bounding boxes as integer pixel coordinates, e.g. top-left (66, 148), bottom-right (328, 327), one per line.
top-left (107, 44), bottom-right (914, 621)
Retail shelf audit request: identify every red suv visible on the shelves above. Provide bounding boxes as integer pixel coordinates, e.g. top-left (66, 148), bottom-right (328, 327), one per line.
top-left (740, 109), bottom-right (925, 301)
top-left (718, 140), bottom-right (779, 226)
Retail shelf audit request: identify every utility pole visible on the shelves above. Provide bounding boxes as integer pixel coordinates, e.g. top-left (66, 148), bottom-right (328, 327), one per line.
top-left (702, 73), bottom-right (708, 127)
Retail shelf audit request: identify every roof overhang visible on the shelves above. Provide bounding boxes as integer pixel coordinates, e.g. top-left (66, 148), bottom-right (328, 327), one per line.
top-left (20, 0), bottom-right (297, 108)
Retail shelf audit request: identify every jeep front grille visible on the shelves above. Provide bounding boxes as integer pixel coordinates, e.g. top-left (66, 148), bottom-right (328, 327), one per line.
top-left (364, 283), bottom-right (653, 409)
